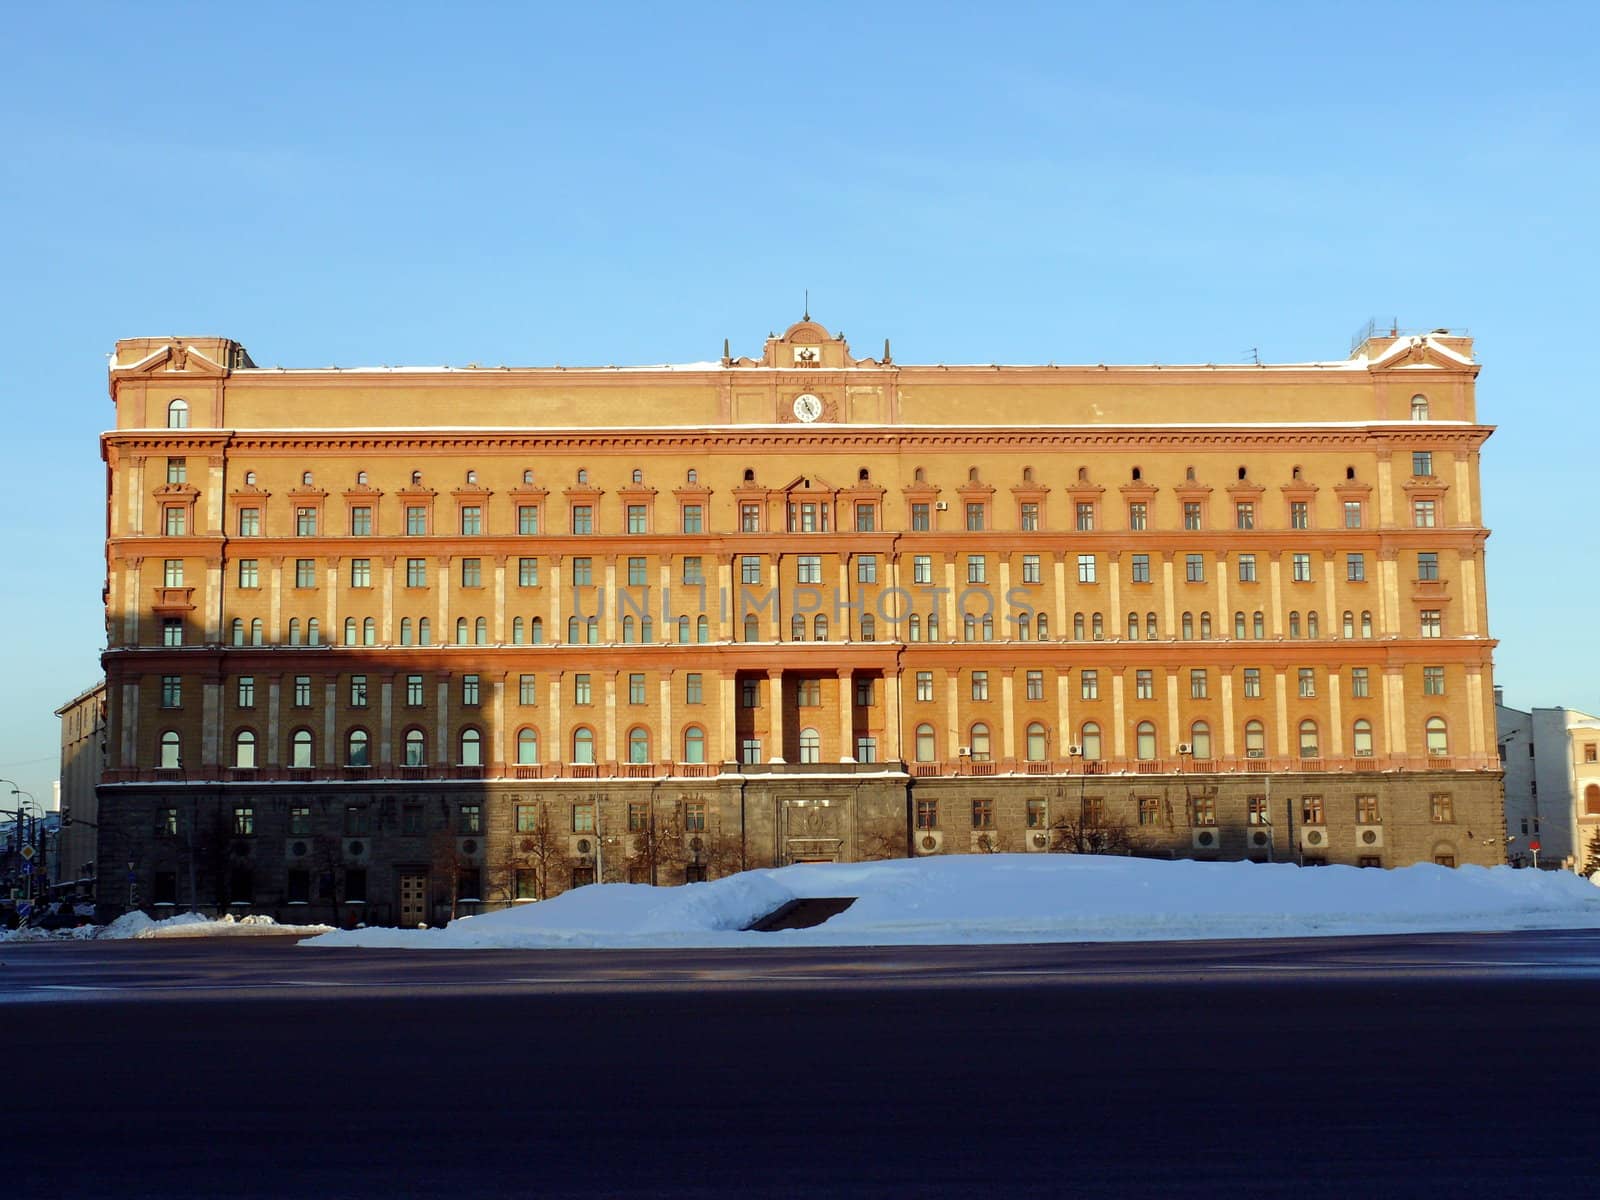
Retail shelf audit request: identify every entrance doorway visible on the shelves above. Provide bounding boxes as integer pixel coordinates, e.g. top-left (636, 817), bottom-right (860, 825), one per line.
top-left (398, 872), bottom-right (428, 928)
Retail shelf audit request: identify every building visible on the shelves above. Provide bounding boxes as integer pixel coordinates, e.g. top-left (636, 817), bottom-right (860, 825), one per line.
top-left (1495, 690), bottom-right (1600, 872)
top-left (96, 318), bottom-right (1503, 925)
top-left (54, 681), bottom-right (106, 895)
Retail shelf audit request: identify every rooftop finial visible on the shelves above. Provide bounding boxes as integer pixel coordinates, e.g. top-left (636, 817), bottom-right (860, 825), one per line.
top-left (883, 337), bottom-right (892, 364)
top-left (803, 289), bottom-right (809, 322)
top-left (721, 337), bottom-right (731, 366)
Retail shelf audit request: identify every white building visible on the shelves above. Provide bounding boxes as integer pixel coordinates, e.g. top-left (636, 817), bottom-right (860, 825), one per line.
top-left (1495, 689), bottom-right (1600, 873)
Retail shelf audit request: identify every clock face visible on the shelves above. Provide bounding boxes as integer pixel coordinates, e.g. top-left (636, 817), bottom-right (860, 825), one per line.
top-left (792, 393), bottom-right (823, 423)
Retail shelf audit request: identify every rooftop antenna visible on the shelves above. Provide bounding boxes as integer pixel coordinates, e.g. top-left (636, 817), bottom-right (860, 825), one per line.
top-left (803, 289), bottom-right (809, 322)
top-left (1245, 347), bottom-right (1261, 366)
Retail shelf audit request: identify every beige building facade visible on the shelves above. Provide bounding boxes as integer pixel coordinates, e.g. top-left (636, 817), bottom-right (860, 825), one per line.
top-left (53, 682), bottom-right (106, 893)
top-left (96, 319), bottom-right (1503, 923)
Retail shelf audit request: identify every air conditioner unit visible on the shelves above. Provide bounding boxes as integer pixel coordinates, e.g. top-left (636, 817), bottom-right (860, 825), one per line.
top-left (957, 745), bottom-right (971, 757)
top-left (285, 839), bottom-right (311, 862)
top-left (1299, 826), bottom-right (1327, 850)
top-left (914, 830), bottom-right (944, 855)
top-left (934, 501), bottom-right (949, 511)
top-left (1357, 825), bottom-right (1384, 848)
top-left (1247, 827), bottom-right (1274, 850)
top-left (1192, 827), bottom-right (1221, 850)
top-left (1067, 744), bottom-right (1082, 757)
top-left (341, 838), bottom-right (368, 861)
top-left (1026, 830), bottom-right (1050, 852)
top-left (1246, 750), bottom-right (1265, 759)
top-left (1177, 743), bottom-right (1193, 755)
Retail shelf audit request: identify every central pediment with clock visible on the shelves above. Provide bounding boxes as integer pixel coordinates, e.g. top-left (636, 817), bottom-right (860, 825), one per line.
top-left (723, 317), bottom-right (897, 425)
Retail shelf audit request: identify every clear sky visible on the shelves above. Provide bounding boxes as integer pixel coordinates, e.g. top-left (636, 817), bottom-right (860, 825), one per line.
top-left (2, 1), bottom-right (1595, 810)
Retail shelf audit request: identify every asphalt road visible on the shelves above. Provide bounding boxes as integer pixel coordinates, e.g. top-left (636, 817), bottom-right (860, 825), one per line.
top-left (5, 931), bottom-right (1600, 1198)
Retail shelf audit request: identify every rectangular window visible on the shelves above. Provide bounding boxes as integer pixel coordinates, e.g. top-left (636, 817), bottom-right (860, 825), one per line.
top-left (1235, 502), bottom-right (1254, 530)
top-left (624, 802), bottom-right (647, 833)
top-left (1080, 670), bottom-right (1098, 701)
top-left (237, 559), bottom-right (258, 589)
top-left (797, 679), bottom-right (821, 707)
top-left (855, 678), bottom-right (874, 707)
top-left (797, 555), bottom-right (822, 584)
top-left (1247, 796), bottom-right (1268, 826)
top-left (1135, 670), bottom-right (1153, 700)
top-left (1343, 501), bottom-right (1363, 529)
top-left (1413, 499), bottom-right (1437, 528)
top-left (1128, 502), bottom-right (1147, 531)
top-left (1020, 503), bottom-right (1039, 531)
top-left (1350, 668), bottom-right (1369, 698)
top-left (1417, 552), bottom-right (1440, 582)
top-left (740, 556), bottom-right (762, 585)
top-left (518, 557), bottom-right (538, 587)
top-left (685, 673), bottom-right (703, 705)
top-left (237, 507), bottom-right (260, 537)
top-left (970, 671), bottom-right (989, 701)
top-left (350, 558), bottom-right (371, 588)
top-left (1026, 670), bottom-right (1044, 701)
top-left (971, 798), bottom-right (995, 830)
top-left (1423, 666), bottom-right (1445, 695)
top-left (1420, 609), bottom-right (1443, 638)
top-left (1185, 553), bottom-right (1205, 583)
top-left (1291, 553), bottom-right (1311, 582)
top-left (854, 503), bottom-right (876, 532)
top-left (741, 678), bottom-right (760, 708)
top-left (406, 675), bottom-right (424, 706)
top-left (741, 738), bottom-right (762, 765)
top-left (461, 674), bottom-right (480, 706)
top-left (295, 507), bottom-right (317, 537)
top-left (1075, 502), bottom-right (1095, 532)
top-left (1298, 667), bottom-right (1316, 698)
top-left (233, 806), bottom-right (255, 836)
top-left (157, 808), bottom-right (179, 836)
top-left (571, 558), bottom-right (592, 586)
top-left (162, 617), bottom-right (183, 646)
top-left (913, 555), bottom-right (932, 585)
top-left (1413, 450), bottom-right (1433, 478)
top-left (1192, 796), bottom-right (1217, 826)
top-left (1022, 554), bottom-right (1041, 584)
top-left (349, 675), bottom-right (368, 707)
top-left (740, 502), bottom-right (761, 532)
top-left (166, 456), bottom-right (187, 484)
top-left (459, 558), bottom-right (481, 588)
top-left (289, 805), bottom-right (311, 836)
top-left (161, 675), bottom-right (182, 708)
top-left (1289, 501), bottom-right (1309, 530)
top-left (405, 506), bottom-right (427, 536)
top-left (910, 503), bottom-right (930, 531)
top-left (517, 505), bottom-right (539, 535)
top-left (1347, 553), bottom-right (1366, 582)
top-left (626, 557), bottom-right (648, 587)
top-left (1025, 798), bottom-right (1048, 829)
top-left (622, 504), bottom-right (646, 534)
top-left (459, 506), bottom-right (482, 536)
top-left (915, 799), bottom-right (938, 830)
top-left (916, 671), bottom-right (933, 702)
top-left (1302, 795), bottom-right (1324, 825)
top-left (1431, 793), bottom-right (1454, 823)
top-left (856, 736), bottom-right (878, 764)
top-left (682, 504), bottom-right (705, 534)
top-left (682, 557), bottom-right (704, 585)
top-left (1138, 797), bottom-right (1160, 826)
top-left (456, 803), bottom-right (482, 835)
top-left (857, 555), bottom-right (877, 584)
top-left (1130, 554), bottom-right (1150, 584)
top-left (571, 505), bottom-right (593, 535)
top-left (1077, 554), bottom-right (1097, 584)
top-left (965, 502), bottom-right (985, 531)
top-left (295, 559), bottom-right (316, 588)
top-left (1242, 668), bottom-right (1261, 699)
top-left (966, 555), bottom-right (986, 584)
top-left (164, 507), bottom-right (187, 536)
top-left (1237, 554), bottom-right (1257, 583)
top-left (1357, 794), bottom-right (1381, 824)
top-left (1190, 669), bottom-right (1208, 699)
top-left (573, 802), bottom-right (596, 834)
top-left (519, 674), bottom-right (538, 705)
top-left (629, 673), bottom-right (646, 705)
top-left (574, 674), bottom-right (592, 705)
top-left (163, 558), bottom-right (185, 587)
top-left (293, 676), bottom-right (312, 707)
top-left (350, 506), bottom-right (372, 537)
top-left (406, 558), bottom-right (428, 587)
top-left (1183, 502), bottom-right (1202, 531)
top-left (236, 676), bottom-right (255, 708)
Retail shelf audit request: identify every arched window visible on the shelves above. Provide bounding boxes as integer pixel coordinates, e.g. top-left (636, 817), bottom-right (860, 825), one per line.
top-left (1026, 722), bottom-right (1048, 762)
top-left (1036, 613), bottom-right (1049, 640)
top-left (1080, 722), bottom-right (1102, 761)
top-left (969, 723), bottom-right (991, 762)
top-left (981, 614), bottom-right (994, 641)
top-left (1142, 612), bottom-right (1154, 640)
top-left (567, 616), bottom-right (581, 643)
top-left (576, 468), bottom-right (588, 484)
top-left (908, 614), bottom-right (922, 642)
top-left (234, 729), bottom-right (256, 768)
top-left (915, 723), bottom-right (936, 762)
top-left (1016, 613), bottom-right (1031, 642)
top-left (687, 469), bottom-right (698, 484)
top-left (456, 617), bottom-right (469, 644)
top-left (963, 613), bottom-right (977, 642)
top-left (1244, 720), bottom-right (1266, 758)
top-left (814, 613), bottom-right (828, 641)
top-left (302, 471), bottom-right (314, 486)
top-left (523, 469), bottom-right (534, 484)
top-left (1182, 611), bottom-right (1194, 640)
top-left (1342, 611), bottom-right (1355, 639)
top-left (1352, 719), bottom-right (1374, 757)
top-left (356, 470), bottom-right (368, 485)
top-left (1253, 612), bottom-right (1265, 640)
top-left (744, 467), bottom-right (756, 483)
top-left (744, 614), bottom-right (760, 642)
top-left (572, 727), bottom-right (595, 764)
top-left (1185, 465), bottom-right (1196, 481)
top-left (400, 617), bottom-right (413, 646)
top-left (1200, 612), bottom-right (1212, 640)
top-left (466, 469), bottom-right (477, 485)
top-left (1190, 721), bottom-right (1212, 760)
top-left (290, 729), bottom-right (313, 768)
top-left (1288, 611), bottom-right (1301, 639)
top-left (631, 468), bottom-right (643, 484)
top-left (404, 728), bottom-right (426, 766)
top-left (517, 728), bottom-right (540, 765)
top-left (512, 616), bottom-right (526, 645)
top-left (231, 618), bottom-right (245, 646)
top-left (586, 615), bottom-right (599, 644)
top-left (683, 726), bottom-right (706, 764)
top-left (167, 398), bottom-right (189, 428)
top-left (677, 616), bottom-right (691, 643)
top-left (799, 727), bottom-right (821, 764)
top-left (1298, 719), bottom-right (1319, 759)
top-left (1128, 613), bottom-right (1140, 641)
top-left (1585, 784), bottom-right (1600, 816)
top-left (347, 728), bottom-right (370, 767)
top-left (1361, 611), bottom-right (1373, 638)
top-left (411, 470), bottom-right (423, 485)
top-left (693, 615), bottom-right (707, 643)
top-left (250, 618), bottom-right (264, 646)
top-left (417, 617), bottom-right (430, 645)
top-left (1024, 466), bottom-right (1036, 482)
top-left (969, 467), bottom-right (980, 482)
top-left (459, 728), bottom-right (482, 767)
top-left (159, 730), bottom-right (181, 769)
top-left (791, 614), bottom-right (806, 641)
top-left (861, 613), bottom-right (876, 642)
top-left (1092, 613), bottom-right (1104, 640)
top-left (1130, 466), bottom-right (1141, 481)
top-left (1135, 721), bottom-right (1157, 761)
top-left (474, 617), bottom-right (487, 645)
top-left (628, 727), bottom-right (650, 764)
top-left (622, 615), bottom-right (636, 644)
top-left (927, 611), bottom-right (940, 641)
top-left (364, 617), bottom-right (377, 646)
top-left (530, 616), bottom-right (543, 644)
top-left (1234, 611), bottom-right (1246, 639)
top-left (914, 467), bottom-right (926, 483)
top-left (1411, 394), bottom-right (1429, 421)
top-left (345, 617), bottom-right (359, 646)
top-left (1426, 717), bottom-right (1449, 756)
top-left (1307, 611), bottom-right (1319, 639)
top-left (244, 470), bottom-right (256, 485)
top-left (1074, 613), bottom-right (1085, 640)
top-left (290, 618), bottom-right (303, 646)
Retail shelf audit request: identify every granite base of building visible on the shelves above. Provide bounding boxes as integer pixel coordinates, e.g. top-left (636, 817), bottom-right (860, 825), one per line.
top-left (96, 770), bottom-right (1504, 926)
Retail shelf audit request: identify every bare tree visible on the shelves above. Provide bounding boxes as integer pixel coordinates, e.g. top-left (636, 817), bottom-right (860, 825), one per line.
top-left (627, 804), bottom-right (684, 885)
top-left (699, 814), bottom-right (745, 879)
top-left (507, 804), bottom-right (566, 900)
top-left (1049, 812), bottom-right (1150, 856)
top-left (973, 829), bottom-right (1011, 854)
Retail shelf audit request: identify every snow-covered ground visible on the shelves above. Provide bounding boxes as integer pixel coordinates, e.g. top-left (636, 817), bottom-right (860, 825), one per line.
top-left (0, 911), bottom-right (332, 942)
top-left (304, 856), bottom-right (1600, 951)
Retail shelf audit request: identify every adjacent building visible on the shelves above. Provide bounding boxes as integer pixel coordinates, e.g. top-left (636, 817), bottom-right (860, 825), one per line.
top-left (54, 681), bottom-right (107, 894)
top-left (96, 319), bottom-right (1503, 924)
top-left (1496, 690), bottom-right (1600, 872)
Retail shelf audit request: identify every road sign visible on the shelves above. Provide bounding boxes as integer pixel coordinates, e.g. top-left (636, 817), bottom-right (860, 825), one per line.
top-left (21, 863), bottom-right (32, 875)
top-left (20, 844), bottom-right (35, 861)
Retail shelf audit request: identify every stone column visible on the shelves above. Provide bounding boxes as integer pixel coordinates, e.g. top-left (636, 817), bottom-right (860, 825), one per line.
top-left (1268, 553), bottom-right (1284, 639)
top-left (379, 675), bottom-right (394, 768)
top-left (1327, 670), bottom-right (1344, 757)
top-left (266, 675), bottom-right (282, 766)
top-left (767, 669), bottom-right (785, 762)
top-left (1273, 669), bottom-right (1289, 757)
top-left (1160, 552), bottom-right (1176, 638)
top-left (1111, 672), bottom-right (1127, 758)
top-left (603, 671), bottom-right (618, 766)
top-left (882, 665), bottom-right (902, 765)
top-left (324, 677), bottom-right (339, 766)
top-left (837, 668), bottom-right (854, 761)
top-left (269, 557), bottom-right (284, 645)
top-left (435, 672), bottom-right (452, 766)
top-left (719, 672), bottom-right (736, 764)
top-left (1000, 668), bottom-right (1016, 765)
top-left (492, 556), bottom-right (507, 643)
top-left (602, 556), bottom-right (617, 643)
top-left (1219, 667), bottom-right (1236, 757)
top-left (1165, 669), bottom-right (1181, 754)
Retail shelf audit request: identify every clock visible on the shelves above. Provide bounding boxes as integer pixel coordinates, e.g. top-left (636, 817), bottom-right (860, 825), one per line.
top-left (792, 393), bottom-right (824, 423)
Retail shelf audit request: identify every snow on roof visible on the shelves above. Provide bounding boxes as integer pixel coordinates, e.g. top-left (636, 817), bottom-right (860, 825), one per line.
top-left (111, 419), bottom-right (1480, 436)
top-left (1362, 335), bottom-right (1476, 368)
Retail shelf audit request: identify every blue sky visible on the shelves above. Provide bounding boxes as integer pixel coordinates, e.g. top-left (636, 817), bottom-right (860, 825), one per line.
top-left (2, 1), bottom-right (1595, 809)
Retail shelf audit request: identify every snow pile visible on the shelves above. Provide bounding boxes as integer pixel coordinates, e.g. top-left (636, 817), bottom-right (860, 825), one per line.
top-left (304, 857), bottom-right (1600, 951)
top-left (98, 911), bottom-right (333, 940)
